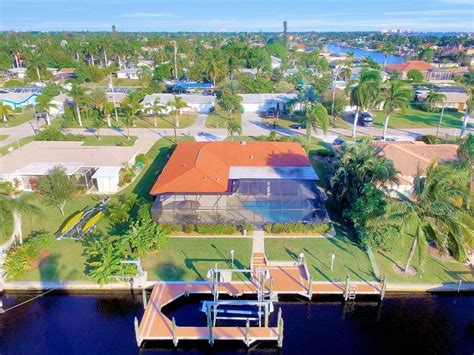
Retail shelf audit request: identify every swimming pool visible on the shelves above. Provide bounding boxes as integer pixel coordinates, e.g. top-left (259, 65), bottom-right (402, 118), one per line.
top-left (242, 200), bottom-right (311, 223)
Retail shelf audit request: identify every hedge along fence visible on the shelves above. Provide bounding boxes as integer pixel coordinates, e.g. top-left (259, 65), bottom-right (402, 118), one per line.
top-left (160, 223), bottom-right (254, 236)
top-left (263, 222), bottom-right (334, 236)
top-left (4, 231), bottom-right (52, 281)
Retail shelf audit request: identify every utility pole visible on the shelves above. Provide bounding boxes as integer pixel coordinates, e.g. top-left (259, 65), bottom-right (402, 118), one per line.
top-left (172, 40), bottom-right (178, 80)
top-left (109, 74), bottom-right (119, 123)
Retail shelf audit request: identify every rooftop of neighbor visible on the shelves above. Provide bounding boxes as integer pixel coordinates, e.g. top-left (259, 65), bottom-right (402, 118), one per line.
top-left (0, 141), bottom-right (151, 175)
top-left (150, 141), bottom-right (313, 195)
top-left (374, 141), bottom-right (459, 177)
top-left (385, 60), bottom-right (436, 73)
top-left (141, 93), bottom-right (215, 106)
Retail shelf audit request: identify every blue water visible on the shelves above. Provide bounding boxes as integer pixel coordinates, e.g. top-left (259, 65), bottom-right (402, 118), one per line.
top-left (326, 44), bottom-right (405, 65)
top-left (243, 200), bottom-right (307, 223)
top-left (1, 293), bottom-right (473, 354)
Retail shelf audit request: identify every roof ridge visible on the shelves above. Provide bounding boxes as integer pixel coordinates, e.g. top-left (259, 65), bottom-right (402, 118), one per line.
top-left (391, 144), bottom-right (437, 164)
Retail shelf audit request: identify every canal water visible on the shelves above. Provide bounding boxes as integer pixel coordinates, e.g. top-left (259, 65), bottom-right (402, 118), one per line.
top-left (0, 292), bottom-right (473, 354)
top-left (326, 44), bottom-right (405, 65)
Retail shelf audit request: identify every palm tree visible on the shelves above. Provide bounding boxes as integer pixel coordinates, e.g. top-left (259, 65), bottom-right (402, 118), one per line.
top-left (350, 69), bottom-right (382, 138)
top-left (425, 89), bottom-right (446, 112)
top-left (386, 164), bottom-right (472, 272)
top-left (382, 81), bottom-right (414, 139)
top-left (69, 84), bottom-right (84, 126)
top-left (91, 117), bottom-right (106, 140)
top-left (382, 42), bottom-right (395, 70)
top-left (168, 96), bottom-right (188, 142)
top-left (344, 52), bottom-right (355, 68)
top-left (89, 88), bottom-right (107, 119)
top-left (150, 97), bottom-right (166, 128)
top-left (0, 193), bottom-right (42, 244)
top-left (122, 96), bottom-right (143, 139)
top-left (36, 94), bottom-right (54, 126)
top-left (137, 66), bottom-right (152, 84)
top-left (288, 86), bottom-right (318, 114)
top-left (460, 90), bottom-right (473, 138)
top-left (0, 101), bottom-right (13, 124)
top-left (227, 120), bottom-right (242, 141)
top-left (304, 103), bottom-right (329, 141)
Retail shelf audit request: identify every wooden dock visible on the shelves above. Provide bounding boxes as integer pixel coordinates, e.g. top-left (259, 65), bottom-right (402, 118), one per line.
top-left (136, 252), bottom-right (382, 347)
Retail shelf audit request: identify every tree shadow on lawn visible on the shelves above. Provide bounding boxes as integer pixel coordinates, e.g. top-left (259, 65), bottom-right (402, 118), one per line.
top-left (311, 265), bottom-right (333, 282)
top-left (153, 261), bottom-right (186, 281)
top-left (303, 247), bottom-right (330, 269)
top-left (346, 265), bottom-right (376, 283)
top-left (284, 247), bottom-right (299, 261)
top-left (430, 256), bottom-right (473, 282)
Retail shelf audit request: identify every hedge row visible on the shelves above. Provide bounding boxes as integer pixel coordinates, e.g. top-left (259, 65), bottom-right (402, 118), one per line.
top-left (160, 223), bottom-right (253, 235)
top-left (264, 222), bottom-right (332, 235)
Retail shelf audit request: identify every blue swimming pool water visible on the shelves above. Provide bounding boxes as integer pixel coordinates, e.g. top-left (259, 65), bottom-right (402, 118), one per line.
top-left (242, 200), bottom-right (308, 223)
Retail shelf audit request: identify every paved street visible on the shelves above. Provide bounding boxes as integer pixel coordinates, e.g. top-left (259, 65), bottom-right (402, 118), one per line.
top-left (0, 113), bottom-right (472, 149)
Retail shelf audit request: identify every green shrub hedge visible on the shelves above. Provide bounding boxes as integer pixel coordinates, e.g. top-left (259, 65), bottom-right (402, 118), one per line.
top-left (264, 222), bottom-right (332, 235)
top-left (160, 223), bottom-right (250, 235)
top-left (4, 231), bottom-right (52, 280)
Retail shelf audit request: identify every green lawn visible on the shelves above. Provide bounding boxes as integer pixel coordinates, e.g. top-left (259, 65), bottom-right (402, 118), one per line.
top-left (0, 136), bottom-right (36, 156)
top-left (206, 112), bottom-right (241, 128)
top-left (0, 135), bottom-right (8, 141)
top-left (265, 234), bottom-right (376, 282)
top-left (82, 135), bottom-right (138, 146)
top-left (373, 106), bottom-right (464, 129)
top-left (374, 238), bottom-right (473, 283)
top-left (142, 237), bottom-right (252, 281)
top-left (0, 111), bottom-right (35, 128)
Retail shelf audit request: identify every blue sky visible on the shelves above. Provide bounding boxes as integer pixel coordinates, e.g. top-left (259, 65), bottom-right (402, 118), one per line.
top-left (1, 0), bottom-right (473, 32)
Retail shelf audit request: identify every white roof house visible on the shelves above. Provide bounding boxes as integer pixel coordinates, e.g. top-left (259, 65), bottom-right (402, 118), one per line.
top-left (239, 93), bottom-right (297, 113)
top-left (116, 68), bottom-right (140, 80)
top-left (0, 141), bottom-right (149, 194)
top-left (5, 67), bottom-right (27, 79)
top-left (141, 93), bottom-right (215, 113)
top-left (271, 56), bottom-right (282, 70)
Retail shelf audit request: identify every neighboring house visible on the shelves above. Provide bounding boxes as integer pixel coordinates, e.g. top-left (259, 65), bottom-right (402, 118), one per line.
top-left (4, 67), bottom-right (27, 79)
top-left (375, 141), bottom-right (459, 197)
top-left (0, 141), bottom-right (147, 194)
top-left (0, 92), bottom-right (38, 109)
top-left (415, 85), bottom-right (468, 111)
top-left (150, 141), bottom-right (328, 225)
top-left (116, 68), bottom-right (140, 80)
top-left (137, 60), bottom-right (155, 68)
top-left (50, 93), bottom-right (74, 116)
top-left (237, 68), bottom-right (258, 78)
top-left (293, 44), bottom-right (308, 52)
top-left (141, 93), bottom-right (215, 113)
top-left (271, 56), bottom-right (282, 70)
top-left (54, 68), bottom-right (77, 81)
top-left (385, 60), bottom-right (453, 81)
top-left (164, 79), bottom-right (213, 93)
top-left (239, 93), bottom-right (297, 113)
top-left (283, 68), bottom-right (299, 77)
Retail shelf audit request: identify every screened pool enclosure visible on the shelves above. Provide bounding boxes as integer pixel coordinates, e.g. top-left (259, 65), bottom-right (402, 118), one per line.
top-left (151, 179), bottom-right (328, 225)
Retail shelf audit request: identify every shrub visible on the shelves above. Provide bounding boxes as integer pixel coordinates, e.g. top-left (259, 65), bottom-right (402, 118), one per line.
top-left (184, 224), bottom-right (195, 233)
top-left (416, 134), bottom-right (439, 144)
top-left (118, 165), bottom-right (136, 187)
top-left (194, 224), bottom-right (237, 235)
top-left (4, 231), bottom-right (52, 280)
top-left (159, 224), bottom-right (183, 234)
top-left (264, 223), bottom-right (332, 235)
top-left (241, 223), bottom-right (254, 234)
top-left (3, 79), bottom-right (24, 87)
top-left (135, 153), bottom-right (149, 165)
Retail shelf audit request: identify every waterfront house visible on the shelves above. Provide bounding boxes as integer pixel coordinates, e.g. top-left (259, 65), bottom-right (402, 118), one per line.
top-left (150, 141), bottom-right (327, 225)
top-left (385, 60), bottom-right (453, 81)
top-left (415, 85), bottom-right (468, 111)
top-left (141, 93), bottom-right (215, 113)
top-left (239, 93), bottom-right (297, 113)
top-left (375, 141), bottom-right (459, 197)
top-left (54, 68), bottom-right (77, 81)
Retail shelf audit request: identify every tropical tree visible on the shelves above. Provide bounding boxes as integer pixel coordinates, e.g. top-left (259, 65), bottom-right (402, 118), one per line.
top-left (203, 49), bottom-right (227, 86)
top-left (288, 85), bottom-right (319, 113)
top-left (227, 119), bottom-right (242, 141)
top-left (91, 117), bottom-right (106, 139)
top-left (0, 193), bottom-right (42, 244)
top-left (0, 101), bottom-right (13, 123)
top-left (168, 95), bottom-right (188, 142)
top-left (35, 93), bottom-right (54, 125)
top-left (69, 83), bottom-right (85, 126)
top-left (386, 163), bottom-right (473, 272)
top-left (425, 89), bottom-right (446, 111)
top-left (122, 218), bottom-right (166, 256)
top-left (381, 42), bottom-right (395, 70)
top-left (150, 97), bottom-right (166, 127)
top-left (460, 90), bottom-right (473, 138)
top-left (218, 90), bottom-right (242, 117)
top-left (304, 103), bottom-right (329, 140)
top-left (137, 66), bottom-right (153, 84)
top-left (89, 88), bottom-right (107, 119)
top-left (381, 81), bottom-right (414, 139)
top-left (350, 69), bottom-right (382, 138)
top-left (37, 165), bottom-right (76, 215)
top-left (121, 96), bottom-right (143, 139)
top-left (407, 69), bottom-right (424, 83)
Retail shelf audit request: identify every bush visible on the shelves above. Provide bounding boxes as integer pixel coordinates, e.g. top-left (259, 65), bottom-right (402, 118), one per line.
top-left (118, 165), bottom-right (136, 187)
top-left (184, 224), bottom-right (195, 233)
top-left (35, 127), bottom-right (84, 142)
top-left (3, 79), bottom-right (24, 87)
top-left (241, 223), bottom-right (254, 234)
top-left (135, 153), bottom-right (149, 165)
top-left (159, 224), bottom-right (183, 234)
top-left (4, 231), bottom-right (52, 280)
top-left (13, 107), bottom-right (22, 113)
top-left (264, 223), bottom-right (332, 235)
top-left (416, 134), bottom-right (439, 144)
top-left (194, 224), bottom-right (237, 235)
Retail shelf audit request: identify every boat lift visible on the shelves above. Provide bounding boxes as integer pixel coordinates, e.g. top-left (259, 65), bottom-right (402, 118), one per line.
top-left (202, 265), bottom-right (275, 328)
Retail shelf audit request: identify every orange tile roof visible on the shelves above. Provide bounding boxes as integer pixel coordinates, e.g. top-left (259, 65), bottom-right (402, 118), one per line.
top-left (57, 68), bottom-right (76, 73)
top-left (150, 141), bottom-right (311, 195)
top-left (376, 141), bottom-right (459, 177)
top-left (385, 60), bottom-right (436, 73)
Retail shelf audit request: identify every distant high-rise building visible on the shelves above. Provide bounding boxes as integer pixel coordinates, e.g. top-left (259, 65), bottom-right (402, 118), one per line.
top-left (283, 21), bottom-right (288, 34)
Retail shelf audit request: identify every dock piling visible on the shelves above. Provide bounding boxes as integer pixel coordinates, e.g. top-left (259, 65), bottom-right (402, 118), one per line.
top-left (207, 305), bottom-right (214, 346)
top-left (245, 319), bottom-right (250, 347)
top-left (380, 275), bottom-right (387, 300)
top-left (142, 289), bottom-right (147, 309)
top-left (277, 308), bottom-right (284, 348)
top-left (344, 275), bottom-right (350, 301)
top-left (172, 317), bottom-right (178, 347)
top-left (308, 276), bottom-right (313, 300)
top-left (134, 317), bottom-right (142, 347)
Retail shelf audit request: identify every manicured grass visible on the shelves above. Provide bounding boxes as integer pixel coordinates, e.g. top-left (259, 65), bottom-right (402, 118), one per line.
top-left (141, 237), bottom-right (252, 281)
top-left (374, 238), bottom-right (473, 283)
top-left (21, 235), bottom-right (91, 282)
top-left (206, 112), bottom-right (241, 128)
top-left (0, 135), bottom-right (8, 141)
top-left (373, 107), bottom-right (464, 129)
top-left (81, 135), bottom-right (138, 146)
top-left (265, 234), bottom-right (376, 282)
top-left (0, 136), bottom-right (36, 156)
top-left (0, 111), bottom-right (34, 127)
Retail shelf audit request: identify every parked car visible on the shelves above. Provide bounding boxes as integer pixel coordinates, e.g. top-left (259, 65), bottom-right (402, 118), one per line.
top-left (333, 137), bottom-right (345, 145)
top-left (265, 108), bottom-right (276, 118)
top-left (289, 123), bottom-right (306, 130)
top-left (360, 112), bottom-right (373, 127)
top-left (375, 136), bottom-right (397, 142)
